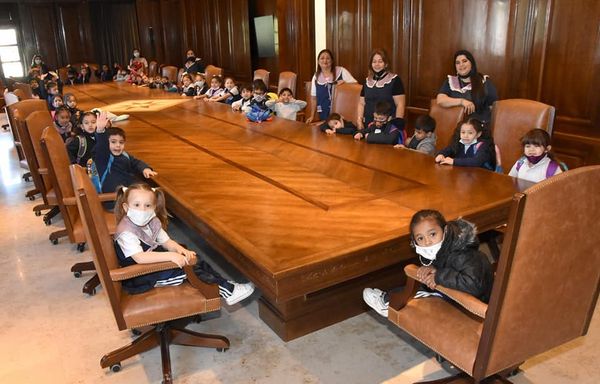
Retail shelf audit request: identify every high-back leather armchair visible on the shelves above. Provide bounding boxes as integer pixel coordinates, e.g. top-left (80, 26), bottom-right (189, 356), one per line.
top-left (331, 83), bottom-right (362, 125)
top-left (13, 82), bottom-right (34, 99)
top-left (253, 68), bottom-right (270, 89)
top-left (491, 99), bottom-right (555, 174)
top-left (387, 165), bottom-right (600, 383)
top-left (148, 60), bottom-right (158, 77)
top-left (70, 164), bottom-right (230, 383)
top-left (205, 64), bottom-right (223, 82)
top-left (161, 65), bottom-right (178, 82)
top-left (277, 71), bottom-right (297, 95)
top-left (429, 98), bottom-right (464, 150)
top-left (41, 127), bottom-right (117, 294)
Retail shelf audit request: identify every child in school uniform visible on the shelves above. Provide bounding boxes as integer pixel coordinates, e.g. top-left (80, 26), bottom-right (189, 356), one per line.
top-left (75, 64), bottom-right (91, 84)
top-left (508, 128), bottom-right (564, 183)
top-left (66, 111), bottom-right (97, 167)
top-left (64, 93), bottom-right (84, 127)
top-left (93, 112), bottom-right (156, 196)
top-left (30, 78), bottom-right (43, 99)
top-left (353, 101), bottom-right (406, 145)
top-left (395, 115), bottom-right (437, 156)
top-left (96, 64), bottom-right (113, 82)
top-left (363, 209), bottom-right (494, 317)
top-left (53, 106), bottom-right (74, 142)
top-left (113, 183), bottom-right (255, 303)
top-left (208, 77), bottom-right (240, 104)
top-left (266, 88), bottom-right (307, 121)
top-left (46, 82), bottom-right (60, 109)
top-left (435, 118), bottom-right (496, 170)
top-left (243, 80), bottom-right (272, 122)
top-left (320, 113), bottom-right (358, 135)
top-left (231, 84), bottom-right (253, 112)
top-left (180, 74), bottom-right (196, 97)
top-left (194, 76), bottom-right (224, 100)
top-left (193, 73), bottom-right (208, 96)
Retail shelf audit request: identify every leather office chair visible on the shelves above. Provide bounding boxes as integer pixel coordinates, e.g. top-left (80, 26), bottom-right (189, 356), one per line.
top-left (58, 67), bottom-right (69, 84)
top-left (69, 164), bottom-right (229, 384)
top-left (23, 111), bottom-right (62, 237)
top-left (429, 98), bottom-right (465, 150)
top-left (299, 81), bottom-right (314, 122)
top-left (331, 83), bottom-right (363, 125)
top-left (388, 165), bottom-right (600, 384)
top-left (41, 127), bottom-right (117, 295)
top-left (148, 60), bottom-right (158, 77)
top-left (8, 100), bottom-right (51, 202)
top-left (277, 71), bottom-right (297, 95)
top-left (490, 99), bottom-right (555, 174)
top-left (176, 67), bottom-right (185, 87)
top-left (204, 64), bottom-right (223, 82)
top-left (253, 68), bottom-right (270, 89)
top-left (161, 65), bottom-right (178, 83)
top-left (13, 82), bottom-right (34, 99)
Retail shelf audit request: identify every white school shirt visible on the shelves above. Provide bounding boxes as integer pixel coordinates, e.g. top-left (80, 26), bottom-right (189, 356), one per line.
top-left (117, 226), bottom-right (170, 258)
top-left (508, 155), bottom-right (562, 183)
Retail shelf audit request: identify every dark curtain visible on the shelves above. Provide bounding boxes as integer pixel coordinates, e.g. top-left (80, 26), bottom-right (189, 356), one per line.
top-left (89, 1), bottom-right (140, 69)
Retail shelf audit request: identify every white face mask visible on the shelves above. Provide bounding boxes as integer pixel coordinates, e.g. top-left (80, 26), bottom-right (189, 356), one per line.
top-left (415, 236), bottom-right (444, 266)
top-left (35, 59), bottom-right (42, 65)
top-left (126, 208), bottom-right (155, 226)
top-left (133, 52), bottom-right (140, 58)
top-left (254, 94), bottom-right (265, 102)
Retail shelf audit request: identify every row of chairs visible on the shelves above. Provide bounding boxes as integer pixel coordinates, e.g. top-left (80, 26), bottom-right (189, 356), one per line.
top-left (325, 82), bottom-right (555, 175)
top-left (7, 97), bottom-right (231, 382)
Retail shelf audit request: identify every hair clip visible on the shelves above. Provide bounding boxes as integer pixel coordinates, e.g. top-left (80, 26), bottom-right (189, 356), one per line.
top-left (121, 186), bottom-right (128, 192)
top-left (151, 187), bottom-right (157, 192)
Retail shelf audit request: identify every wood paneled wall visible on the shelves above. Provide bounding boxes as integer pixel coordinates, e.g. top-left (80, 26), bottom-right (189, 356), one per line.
top-left (327, 0), bottom-right (600, 167)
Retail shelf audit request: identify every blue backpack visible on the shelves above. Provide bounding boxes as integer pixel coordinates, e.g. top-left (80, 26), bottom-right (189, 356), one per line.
top-left (245, 104), bottom-right (272, 123)
top-left (86, 152), bottom-right (130, 193)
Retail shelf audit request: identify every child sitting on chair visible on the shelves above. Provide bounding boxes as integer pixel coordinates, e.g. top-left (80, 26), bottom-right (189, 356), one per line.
top-left (208, 77), bottom-right (240, 104)
top-left (508, 128), bottom-right (564, 183)
top-left (353, 101), bottom-right (406, 145)
top-left (231, 84), bottom-right (253, 112)
top-left (195, 75), bottom-right (224, 100)
top-left (266, 87), bottom-right (307, 121)
top-left (320, 113), bottom-right (357, 135)
top-left (53, 106), bottom-right (73, 142)
top-left (363, 209), bottom-right (494, 317)
top-left (113, 183), bottom-right (255, 304)
top-left (435, 118), bottom-right (496, 170)
top-left (193, 73), bottom-right (208, 96)
top-left (395, 115), bottom-right (437, 156)
top-left (180, 74), bottom-right (196, 97)
top-left (66, 111), bottom-right (98, 167)
top-left (243, 80), bottom-right (272, 122)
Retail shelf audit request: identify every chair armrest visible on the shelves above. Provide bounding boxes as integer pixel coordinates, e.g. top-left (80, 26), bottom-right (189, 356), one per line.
top-left (404, 264), bottom-right (488, 318)
top-left (99, 192), bottom-right (117, 202)
top-left (38, 168), bottom-right (48, 175)
top-left (110, 261), bottom-right (180, 281)
top-left (63, 197), bottom-right (77, 205)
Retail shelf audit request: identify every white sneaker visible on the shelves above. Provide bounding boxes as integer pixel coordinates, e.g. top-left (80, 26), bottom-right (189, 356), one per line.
top-left (363, 288), bottom-right (389, 317)
top-left (221, 282), bottom-right (255, 306)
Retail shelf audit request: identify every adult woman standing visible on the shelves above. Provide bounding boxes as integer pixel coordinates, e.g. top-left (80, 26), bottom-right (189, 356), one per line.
top-left (436, 50), bottom-right (498, 125)
top-left (128, 48), bottom-right (148, 75)
top-left (357, 49), bottom-right (405, 130)
top-left (306, 49), bottom-right (357, 123)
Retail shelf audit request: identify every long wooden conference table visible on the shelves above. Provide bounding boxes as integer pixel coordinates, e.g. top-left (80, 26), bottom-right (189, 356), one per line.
top-left (71, 83), bottom-right (524, 341)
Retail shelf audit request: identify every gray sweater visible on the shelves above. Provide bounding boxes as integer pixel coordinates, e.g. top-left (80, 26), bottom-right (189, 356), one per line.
top-left (406, 133), bottom-right (437, 156)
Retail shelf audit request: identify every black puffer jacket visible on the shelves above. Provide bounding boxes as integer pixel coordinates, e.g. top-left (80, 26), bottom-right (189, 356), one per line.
top-left (427, 219), bottom-right (493, 302)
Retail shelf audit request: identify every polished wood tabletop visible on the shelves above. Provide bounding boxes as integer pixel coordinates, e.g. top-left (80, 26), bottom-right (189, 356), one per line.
top-left (70, 83), bottom-right (524, 340)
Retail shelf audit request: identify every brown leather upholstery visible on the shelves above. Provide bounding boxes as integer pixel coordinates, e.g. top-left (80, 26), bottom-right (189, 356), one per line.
top-left (253, 68), bottom-right (270, 89)
top-left (278, 71), bottom-right (297, 95)
top-left (7, 99), bottom-right (48, 169)
top-left (70, 164), bottom-right (229, 381)
top-left (205, 64), bottom-right (223, 82)
top-left (490, 99), bottom-right (555, 174)
top-left (58, 67), bottom-right (69, 84)
top-left (177, 67), bottom-right (185, 87)
top-left (161, 65), bottom-right (178, 82)
top-left (148, 60), bottom-right (158, 77)
top-left (388, 165), bottom-right (600, 382)
top-left (13, 82), bottom-right (34, 99)
top-left (429, 98), bottom-right (464, 150)
top-left (331, 83), bottom-right (362, 124)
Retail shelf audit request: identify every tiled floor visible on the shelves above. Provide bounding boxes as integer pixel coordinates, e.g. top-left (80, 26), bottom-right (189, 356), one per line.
top-left (0, 119), bottom-right (598, 384)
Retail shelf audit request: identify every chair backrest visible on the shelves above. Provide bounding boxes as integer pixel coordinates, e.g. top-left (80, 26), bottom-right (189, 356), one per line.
top-left (13, 82), bottom-right (33, 99)
top-left (429, 98), bottom-right (464, 150)
top-left (148, 60), bottom-right (158, 77)
top-left (24, 110), bottom-right (55, 195)
top-left (277, 71), bottom-right (297, 96)
top-left (57, 67), bottom-right (69, 83)
top-left (177, 67), bottom-right (185, 87)
top-left (331, 83), bottom-right (362, 124)
top-left (70, 164), bottom-right (126, 328)
top-left (161, 65), bottom-right (178, 82)
top-left (205, 64), bottom-right (223, 82)
top-left (490, 99), bottom-right (555, 174)
top-left (474, 166), bottom-right (600, 380)
top-left (253, 69), bottom-right (270, 90)
top-left (41, 126), bottom-right (80, 242)
top-left (12, 88), bottom-right (25, 100)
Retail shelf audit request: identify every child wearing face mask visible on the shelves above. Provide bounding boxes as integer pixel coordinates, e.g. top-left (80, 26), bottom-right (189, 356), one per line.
top-left (362, 209), bottom-right (494, 317)
top-left (508, 128), bottom-right (565, 183)
top-left (435, 118), bottom-right (496, 170)
top-left (194, 76), bottom-right (224, 100)
top-left (193, 73), bottom-right (208, 95)
top-left (66, 111), bottom-right (98, 166)
top-left (353, 101), bottom-right (406, 145)
top-left (113, 183), bottom-right (255, 304)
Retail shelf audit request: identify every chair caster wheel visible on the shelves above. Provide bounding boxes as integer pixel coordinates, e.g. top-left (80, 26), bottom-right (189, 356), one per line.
top-left (28, 195), bottom-right (35, 201)
top-left (110, 363), bottom-right (121, 373)
top-left (88, 288), bottom-right (96, 296)
top-left (34, 210), bottom-right (41, 216)
top-left (507, 368), bottom-right (521, 377)
top-left (44, 218), bottom-right (51, 226)
top-left (131, 328), bottom-right (142, 336)
top-left (73, 271), bottom-right (82, 278)
top-left (435, 353), bottom-right (445, 363)
top-left (216, 348), bottom-right (229, 352)
top-left (51, 238), bottom-right (58, 245)
top-left (77, 243), bottom-right (85, 252)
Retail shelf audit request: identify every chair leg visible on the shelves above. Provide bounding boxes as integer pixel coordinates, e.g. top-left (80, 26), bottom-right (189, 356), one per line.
top-left (160, 325), bottom-right (173, 384)
top-left (33, 203), bottom-right (52, 215)
top-left (169, 327), bottom-right (230, 350)
top-left (43, 206), bottom-right (60, 225)
top-left (415, 373), bottom-right (514, 383)
top-left (49, 229), bottom-right (68, 245)
top-left (100, 328), bottom-right (160, 369)
top-left (82, 274), bottom-right (100, 296)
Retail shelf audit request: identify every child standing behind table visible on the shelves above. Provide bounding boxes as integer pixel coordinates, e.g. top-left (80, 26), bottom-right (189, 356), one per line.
top-left (395, 115), bottom-right (437, 156)
top-left (266, 88), bottom-right (307, 121)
